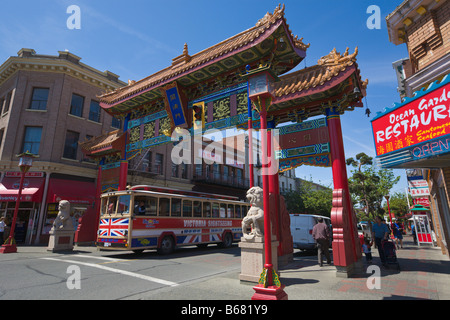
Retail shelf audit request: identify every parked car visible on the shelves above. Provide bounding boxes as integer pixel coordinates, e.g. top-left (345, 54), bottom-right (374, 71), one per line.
top-left (290, 214), bottom-right (332, 251)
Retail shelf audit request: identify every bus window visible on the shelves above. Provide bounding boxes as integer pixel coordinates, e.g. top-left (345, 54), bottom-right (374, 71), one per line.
top-left (171, 198), bottom-right (181, 217)
top-left (101, 198), bottom-right (108, 216)
top-left (134, 197), bottom-right (146, 215)
top-left (146, 196), bottom-right (157, 216)
top-left (220, 203), bottom-right (226, 218)
top-left (235, 205), bottom-right (241, 219)
top-left (212, 203), bottom-right (219, 218)
top-left (203, 202), bottom-right (211, 218)
top-left (227, 204), bottom-right (234, 218)
top-left (183, 200), bottom-right (193, 217)
top-left (117, 195), bottom-right (130, 215)
top-left (159, 198), bottom-right (170, 216)
top-left (193, 201), bottom-right (202, 217)
top-left (134, 196), bottom-right (157, 216)
top-left (107, 196), bottom-right (117, 215)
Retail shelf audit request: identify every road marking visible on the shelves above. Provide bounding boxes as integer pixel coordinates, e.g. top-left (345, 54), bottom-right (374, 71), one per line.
top-left (70, 254), bottom-right (134, 264)
top-left (41, 258), bottom-right (178, 287)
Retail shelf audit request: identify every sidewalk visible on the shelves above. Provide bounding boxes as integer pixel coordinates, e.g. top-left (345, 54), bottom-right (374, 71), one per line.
top-left (147, 235), bottom-right (450, 300)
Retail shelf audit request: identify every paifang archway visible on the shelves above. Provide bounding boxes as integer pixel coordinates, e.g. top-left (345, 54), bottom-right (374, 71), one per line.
top-left (84, 4), bottom-right (368, 278)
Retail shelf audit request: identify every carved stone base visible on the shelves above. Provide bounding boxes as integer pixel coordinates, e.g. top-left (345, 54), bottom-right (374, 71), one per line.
top-left (47, 230), bottom-right (75, 252)
top-left (239, 237), bottom-right (279, 283)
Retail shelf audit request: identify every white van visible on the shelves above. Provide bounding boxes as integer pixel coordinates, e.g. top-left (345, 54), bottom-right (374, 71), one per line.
top-left (290, 214), bottom-right (332, 251)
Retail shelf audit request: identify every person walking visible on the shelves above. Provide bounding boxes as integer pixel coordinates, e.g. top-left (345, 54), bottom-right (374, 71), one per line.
top-left (312, 217), bottom-right (332, 267)
top-left (372, 216), bottom-right (390, 267)
top-left (0, 217), bottom-right (5, 243)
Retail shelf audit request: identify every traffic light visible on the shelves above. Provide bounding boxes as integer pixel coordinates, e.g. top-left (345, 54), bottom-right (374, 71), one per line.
top-left (192, 102), bottom-right (205, 130)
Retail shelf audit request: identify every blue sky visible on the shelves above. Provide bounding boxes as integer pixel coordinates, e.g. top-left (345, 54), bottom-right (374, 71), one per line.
top-left (0, 0), bottom-right (410, 194)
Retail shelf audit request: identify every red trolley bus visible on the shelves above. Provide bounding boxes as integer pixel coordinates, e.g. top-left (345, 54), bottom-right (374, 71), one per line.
top-left (96, 186), bottom-right (249, 254)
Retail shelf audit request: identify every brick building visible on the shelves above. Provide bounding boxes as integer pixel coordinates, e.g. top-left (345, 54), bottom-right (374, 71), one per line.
top-left (380, 0), bottom-right (450, 256)
top-left (0, 48), bottom-right (125, 245)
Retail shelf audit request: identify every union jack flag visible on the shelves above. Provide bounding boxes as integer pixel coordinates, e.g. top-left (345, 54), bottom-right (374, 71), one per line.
top-left (99, 218), bottom-right (129, 237)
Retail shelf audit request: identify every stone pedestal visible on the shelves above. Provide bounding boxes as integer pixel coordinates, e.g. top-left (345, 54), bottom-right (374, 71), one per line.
top-left (239, 237), bottom-right (279, 283)
top-left (47, 229), bottom-right (75, 252)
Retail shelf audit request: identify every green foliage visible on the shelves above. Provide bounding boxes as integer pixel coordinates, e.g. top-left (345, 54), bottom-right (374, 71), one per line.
top-left (283, 179), bottom-right (332, 217)
top-left (384, 192), bottom-right (411, 221)
top-left (346, 152), bottom-right (400, 222)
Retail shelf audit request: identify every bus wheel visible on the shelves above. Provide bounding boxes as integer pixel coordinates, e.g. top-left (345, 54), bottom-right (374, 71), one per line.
top-left (219, 232), bottom-right (233, 248)
top-left (158, 236), bottom-right (175, 255)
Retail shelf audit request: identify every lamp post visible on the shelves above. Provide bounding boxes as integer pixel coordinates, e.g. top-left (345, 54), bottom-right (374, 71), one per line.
top-left (244, 65), bottom-right (287, 300)
top-left (0, 152), bottom-right (36, 254)
top-left (384, 194), bottom-right (393, 234)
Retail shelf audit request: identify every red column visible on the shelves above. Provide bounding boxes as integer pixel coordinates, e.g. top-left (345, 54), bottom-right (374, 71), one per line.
top-left (248, 120), bottom-right (254, 188)
top-left (326, 107), bottom-right (361, 270)
top-left (252, 98), bottom-right (287, 300)
top-left (119, 160), bottom-right (128, 191)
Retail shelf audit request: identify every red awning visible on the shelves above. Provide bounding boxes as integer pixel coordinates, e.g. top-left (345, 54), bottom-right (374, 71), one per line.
top-left (46, 178), bottom-right (96, 205)
top-left (0, 177), bottom-right (45, 202)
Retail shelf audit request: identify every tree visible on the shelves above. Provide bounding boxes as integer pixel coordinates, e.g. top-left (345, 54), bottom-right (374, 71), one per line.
top-left (383, 192), bottom-right (411, 222)
top-left (283, 179), bottom-right (332, 217)
top-left (346, 152), bottom-right (400, 223)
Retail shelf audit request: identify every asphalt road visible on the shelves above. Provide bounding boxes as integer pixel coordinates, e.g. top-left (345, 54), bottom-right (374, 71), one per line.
top-left (0, 244), bottom-right (243, 300)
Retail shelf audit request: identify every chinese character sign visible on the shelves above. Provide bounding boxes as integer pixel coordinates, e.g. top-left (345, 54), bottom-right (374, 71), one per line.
top-left (162, 83), bottom-right (187, 128)
top-left (371, 80), bottom-right (450, 157)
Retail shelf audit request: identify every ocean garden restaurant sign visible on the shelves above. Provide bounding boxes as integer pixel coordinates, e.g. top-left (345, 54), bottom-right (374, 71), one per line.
top-left (371, 74), bottom-right (450, 168)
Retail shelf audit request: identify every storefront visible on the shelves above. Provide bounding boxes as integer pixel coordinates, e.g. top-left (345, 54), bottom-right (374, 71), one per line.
top-left (0, 173), bottom-right (98, 245)
top-left (0, 172), bottom-right (45, 244)
top-left (371, 74), bottom-right (450, 255)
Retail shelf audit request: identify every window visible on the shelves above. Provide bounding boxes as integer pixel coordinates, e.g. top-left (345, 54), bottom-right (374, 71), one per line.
top-left (63, 130), bottom-right (80, 159)
top-left (193, 201), bottom-right (202, 217)
top-left (203, 202), bottom-right (211, 218)
top-left (112, 116), bottom-right (121, 129)
top-left (155, 153), bottom-right (164, 175)
top-left (171, 198), bottom-right (181, 217)
top-left (134, 196), bottom-right (157, 216)
top-left (22, 127), bottom-right (42, 154)
top-left (182, 200), bottom-right (192, 217)
top-left (235, 206), bottom-right (242, 219)
top-left (159, 198), bottom-right (170, 216)
top-left (227, 204), bottom-right (234, 218)
top-left (70, 94), bottom-right (84, 117)
top-left (172, 163), bottom-right (178, 178)
top-left (29, 88), bottom-right (49, 110)
top-left (212, 203), bottom-right (219, 218)
top-left (88, 100), bottom-right (101, 122)
top-left (117, 195), bottom-right (131, 214)
top-left (0, 128), bottom-right (4, 150)
top-left (181, 163), bottom-right (188, 179)
top-left (220, 203), bottom-right (226, 217)
top-left (3, 91), bottom-right (12, 114)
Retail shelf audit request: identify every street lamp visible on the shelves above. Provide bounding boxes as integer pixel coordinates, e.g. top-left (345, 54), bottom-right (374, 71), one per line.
top-left (384, 194), bottom-right (394, 235)
top-left (0, 151), bottom-right (36, 254)
top-left (243, 65), bottom-right (287, 300)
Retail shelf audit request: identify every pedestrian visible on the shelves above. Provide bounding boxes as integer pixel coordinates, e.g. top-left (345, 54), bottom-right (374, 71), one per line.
top-left (393, 221), bottom-right (404, 249)
top-left (362, 238), bottom-right (373, 264)
top-left (371, 216), bottom-right (389, 267)
top-left (411, 224), bottom-right (417, 245)
top-left (0, 217), bottom-right (5, 243)
top-left (312, 217), bottom-right (331, 267)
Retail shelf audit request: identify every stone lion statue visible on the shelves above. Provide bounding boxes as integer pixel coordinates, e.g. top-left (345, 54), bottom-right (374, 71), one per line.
top-left (52, 200), bottom-right (74, 231)
top-left (242, 187), bottom-right (264, 240)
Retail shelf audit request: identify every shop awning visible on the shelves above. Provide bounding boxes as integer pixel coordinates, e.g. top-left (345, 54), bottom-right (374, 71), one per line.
top-left (0, 177), bottom-right (45, 202)
top-left (46, 178), bottom-right (96, 206)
